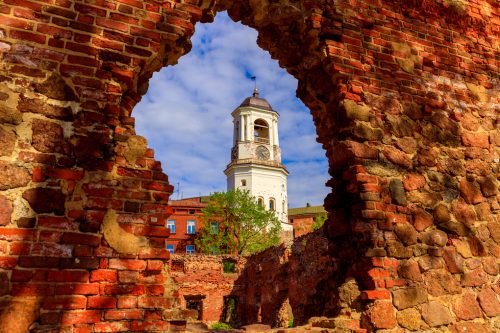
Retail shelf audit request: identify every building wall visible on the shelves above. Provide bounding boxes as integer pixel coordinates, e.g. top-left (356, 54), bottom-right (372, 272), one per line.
top-left (290, 215), bottom-right (315, 238)
top-left (166, 198), bottom-right (207, 254)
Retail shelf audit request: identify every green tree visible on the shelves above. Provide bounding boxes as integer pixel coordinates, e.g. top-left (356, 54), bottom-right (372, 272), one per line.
top-left (311, 212), bottom-right (327, 231)
top-left (195, 189), bottom-right (281, 256)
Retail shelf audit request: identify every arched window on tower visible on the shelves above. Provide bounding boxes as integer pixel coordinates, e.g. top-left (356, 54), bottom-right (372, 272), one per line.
top-left (240, 179), bottom-right (246, 187)
top-left (257, 197), bottom-right (264, 207)
top-left (254, 119), bottom-right (269, 144)
top-left (269, 198), bottom-right (275, 211)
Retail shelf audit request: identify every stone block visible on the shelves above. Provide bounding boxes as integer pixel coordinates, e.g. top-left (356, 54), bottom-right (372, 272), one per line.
top-left (0, 161), bottom-right (30, 190)
top-left (392, 287), bottom-right (427, 310)
top-left (367, 301), bottom-right (396, 329)
top-left (452, 292), bottom-right (482, 320)
top-left (477, 287), bottom-right (500, 317)
top-left (421, 301), bottom-right (452, 327)
top-left (0, 126), bottom-right (15, 156)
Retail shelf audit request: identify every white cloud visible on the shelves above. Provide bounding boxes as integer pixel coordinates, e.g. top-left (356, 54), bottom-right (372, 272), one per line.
top-left (134, 12), bottom-right (329, 208)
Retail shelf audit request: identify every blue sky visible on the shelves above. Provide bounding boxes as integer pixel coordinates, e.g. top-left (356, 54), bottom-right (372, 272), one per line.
top-left (134, 12), bottom-right (329, 208)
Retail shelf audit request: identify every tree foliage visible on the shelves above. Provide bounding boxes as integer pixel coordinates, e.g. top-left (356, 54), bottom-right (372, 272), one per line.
top-left (195, 189), bottom-right (281, 256)
top-left (311, 212), bottom-right (327, 231)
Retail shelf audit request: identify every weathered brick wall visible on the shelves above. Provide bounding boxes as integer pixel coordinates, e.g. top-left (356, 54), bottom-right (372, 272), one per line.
top-left (0, 0), bottom-right (498, 332)
top-left (168, 254), bottom-right (246, 323)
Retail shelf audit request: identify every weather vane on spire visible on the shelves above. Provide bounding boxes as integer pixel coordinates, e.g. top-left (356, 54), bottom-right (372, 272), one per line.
top-left (251, 76), bottom-right (259, 97)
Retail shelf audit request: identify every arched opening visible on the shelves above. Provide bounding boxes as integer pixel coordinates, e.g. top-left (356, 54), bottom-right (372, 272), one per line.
top-left (269, 198), bottom-right (275, 211)
top-left (254, 118), bottom-right (269, 143)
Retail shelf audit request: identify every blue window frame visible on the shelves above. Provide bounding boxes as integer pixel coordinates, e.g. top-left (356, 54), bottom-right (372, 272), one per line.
top-left (186, 245), bottom-right (195, 254)
top-left (187, 220), bottom-right (196, 234)
top-left (166, 244), bottom-right (175, 254)
top-left (167, 220), bottom-right (176, 234)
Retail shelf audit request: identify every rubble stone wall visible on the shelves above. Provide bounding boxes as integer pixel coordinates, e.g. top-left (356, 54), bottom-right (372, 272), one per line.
top-left (0, 0), bottom-right (498, 332)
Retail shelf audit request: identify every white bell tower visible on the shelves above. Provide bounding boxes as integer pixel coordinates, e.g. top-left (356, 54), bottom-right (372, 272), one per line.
top-left (224, 88), bottom-right (292, 233)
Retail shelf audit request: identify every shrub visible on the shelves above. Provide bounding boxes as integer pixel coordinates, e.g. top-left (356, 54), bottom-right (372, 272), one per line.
top-left (211, 322), bottom-right (233, 330)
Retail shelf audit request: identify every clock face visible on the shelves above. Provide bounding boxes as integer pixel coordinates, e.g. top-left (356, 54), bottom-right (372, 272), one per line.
top-left (255, 145), bottom-right (270, 160)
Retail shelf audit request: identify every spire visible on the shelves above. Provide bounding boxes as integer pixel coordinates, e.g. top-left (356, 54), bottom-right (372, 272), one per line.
top-left (251, 76), bottom-right (259, 97)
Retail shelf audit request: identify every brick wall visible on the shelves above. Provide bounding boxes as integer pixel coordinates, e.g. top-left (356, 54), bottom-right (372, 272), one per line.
top-left (0, 0), bottom-right (498, 332)
top-left (169, 254), bottom-right (246, 324)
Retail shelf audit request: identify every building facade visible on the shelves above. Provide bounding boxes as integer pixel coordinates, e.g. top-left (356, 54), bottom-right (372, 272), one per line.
top-left (165, 196), bottom-right (209, 254)
top-left (224, 89), bottom-right (292, 233)
top-left (288, 205), bottom-right (327, 238)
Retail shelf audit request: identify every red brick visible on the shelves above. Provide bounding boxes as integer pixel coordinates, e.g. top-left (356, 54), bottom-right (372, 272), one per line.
top-left (60, 64), bottom-right (95, 77)
top-left (43, 296), bottom-right (87, 310)
top-left (47, 270), bottom-right (89, 282)
top-left (0, 228), bottom-right (36, 241)
top-left (93, 37), bottom-right (124, 51)
top-left (116, 0), bottom-right (144, 9)
top-left (10, 29), bottom-right (46, 44)
top-left (55, 283), bottom-right (99, 295)
top-left (110, 12), bottom-right (139, 25)
top-left (104, 309), bottom-right (143, 320)
top-left (88, 296), bottom-right (117, 309)
top-left (109, 259), bottom-right (147, 271)
top-left (0, 15), bottom-right (34, 29)
top-left (11, 269), bottom-right (33, 282)
top-left (45, 167), bottom-right (84, 180)
top-left (74, 3), bottom-right (107, 17)
top-left (11, 283), bottom-right (54, 296)
top-left (104, 284), bottom-right (145, 296)
top-left (0, 256), bottom-right (17, 269)
top-left (96, 17), bottom-right (129, 32)
top-left (36, 23), bottom-right (72, 39)
top-left (118, 296), bottom-right (137, 308)
top-left (130, 320), bottom-right (169, 331)
top-left (138, 296), bottom-right (173, 308)
top-left (4, 0), bottom-right (42, 11)
top-left (90, 270), bottom-right (117, 282)
top-left (94, 322), bottom-right (130, 332)
top-left (367, 268), bottom-right (391, 278)
top-left (362, 290), bottom-right (391, 300)
top-left (38, 215), bottom-right (77, 230)
top-left (61, 310), bottom-right (101, 324)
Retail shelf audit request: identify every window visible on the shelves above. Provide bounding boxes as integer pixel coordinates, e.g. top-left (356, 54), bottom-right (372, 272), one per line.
top-left (240, 179), bottom-right (246, 186)
top-left (166, 244), bottom-right (175, 254)
top-left (187, 220), bottom-right (196, 234)
top-left (254, 118), bottom-right (269, 143)
top-left (189, 209), bottom-right (195, 215)
top-left (186, 245), bottom-right (195, 254)
top-left (257, 197), bottom-right (264, 207)
top-left (269, 198), bottom-right (275, 211)
top-left (223, 259), bottom-right (237, 273)
top-left (210, 222), bottom-right (219, 234)
top-left (167, 220), bottom-right (176, 234)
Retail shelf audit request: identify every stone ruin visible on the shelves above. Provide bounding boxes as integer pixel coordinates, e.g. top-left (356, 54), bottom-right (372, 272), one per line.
top-left (0, 0), bottom-right (499, 332)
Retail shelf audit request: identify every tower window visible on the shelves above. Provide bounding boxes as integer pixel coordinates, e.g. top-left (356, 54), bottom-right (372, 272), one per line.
top-left (269, 198), bottom-right (275, 211)
top-left (240, 179), bottom-right (247, 186)
top-left (257, 197), bottom-right (264, 207)
top-left (254, 119), bottom-right (269, 143)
